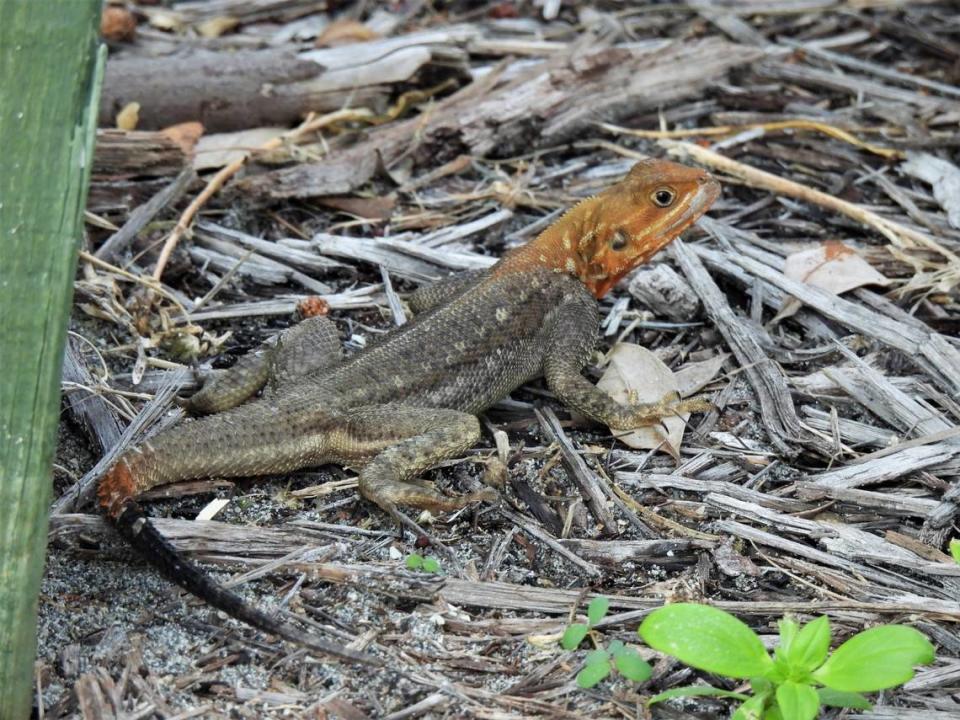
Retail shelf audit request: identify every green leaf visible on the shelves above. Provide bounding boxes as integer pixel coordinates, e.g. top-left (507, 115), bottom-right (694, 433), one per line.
top-left (950, 539), bottom-right (960, 564)
top-left (812, 625), bottom-right (935, 692)
top-left (648, 685), bottom-right (749, 705)
top-left (786, 616), bottom-right (831, 673)
top-left (585, 648), bottom-right (609, 667)
top-left (775, 681), bottom-right (819, 720)
top-left (608, 639), bottom-right (625, 655)
top-left (405, 554), bottom-right (423, 570)
top-left (577, 657), bottom-right (611, 688)
top-left (639, 604), bottom-right (773, 679)
top-left (560, 623), bottom-right (589, 650)
top-left (422, 556), bottom-right (442, 574)
top-left (731, 694), bottom-right (769, 720)
top-left (817, 688), bottom-right (872, 710)
top-left (587, 596), bottom-right (610, 626)
top-left (777, 617), bottom-right (799, 660)
top-left (765, 657), bottom-right (788, 684)
top-left (751, 677), bottom-right (774, 696)
top-left (613, 647), bottom-right (652, 682)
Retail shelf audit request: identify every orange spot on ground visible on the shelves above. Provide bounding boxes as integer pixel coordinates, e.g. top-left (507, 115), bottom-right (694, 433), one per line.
top-left (100, 6), bottom-right (137, 42)
top-left (823, 240), bottom-right (854, 261)
top-left (298, 296), bottom-right (330, 318)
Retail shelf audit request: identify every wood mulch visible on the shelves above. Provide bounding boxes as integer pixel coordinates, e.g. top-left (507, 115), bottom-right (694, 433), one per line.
top-left (42, 1), bottom-right (960, 718)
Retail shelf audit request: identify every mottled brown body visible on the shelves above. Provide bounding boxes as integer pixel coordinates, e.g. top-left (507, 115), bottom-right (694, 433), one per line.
top-left (103, 270), bottom-right (598, 514)
top-left (97, 159), bottom-right (720, 656)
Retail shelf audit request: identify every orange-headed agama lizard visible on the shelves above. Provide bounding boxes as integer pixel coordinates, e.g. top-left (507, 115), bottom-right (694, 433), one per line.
top-left (97, 158), bottom-right (720, 661)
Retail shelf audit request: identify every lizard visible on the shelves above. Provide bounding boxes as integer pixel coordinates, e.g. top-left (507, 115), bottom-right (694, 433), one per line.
top-left (97, 158), bottom-right (721, 660)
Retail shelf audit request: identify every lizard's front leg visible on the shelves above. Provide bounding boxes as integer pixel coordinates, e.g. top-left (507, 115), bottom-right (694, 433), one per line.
top-left (542, 293), bottom-right (709, 431)
top-left (182, 315), bottom-right (342, 415)
top-left (329, 404), bottom-right (498, 517)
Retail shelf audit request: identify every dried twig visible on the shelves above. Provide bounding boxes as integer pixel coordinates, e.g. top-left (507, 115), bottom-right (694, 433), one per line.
top-left (153, 107), bottom-right (375, 281)
top-left (663, 139), bottom-right (960, 279)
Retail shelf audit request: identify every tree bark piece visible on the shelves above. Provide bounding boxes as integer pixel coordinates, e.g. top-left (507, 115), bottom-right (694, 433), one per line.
top-left (536, 407), bottom-right (617, 534)
top-left (61, 337), bottom-right (123, 458)
top-left (237, 38), bottom-right (764, 200)
top-left (0, 3), bottom-right (103, 716)
top-left (99, 25), bottom-right (477, 133)
top-left (95, 167), bottom-right (196, 262)
top-left (93, 129), bottom-right (190, 178)
top-left (672, 238), bottom-right (805, 454)
top-left (99, 49), bottom-right (387, 132)
top-left (51, 514), bottom-right (960, 619)
top-left (723, 247), bottom-right (960, 398)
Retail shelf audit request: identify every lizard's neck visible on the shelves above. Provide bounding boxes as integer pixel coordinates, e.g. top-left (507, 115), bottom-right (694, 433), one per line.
top-left (493, 196), bottom-right (602, 287)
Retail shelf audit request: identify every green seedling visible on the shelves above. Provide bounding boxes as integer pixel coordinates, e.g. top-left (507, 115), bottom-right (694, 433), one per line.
top-left (560, 596), bottom-right (653, 688)
top-left (405, 553), bottom-right (442, 574)
top-left (639, 603), bottom-right (934, 720)
top-left (950, 539), bottom-right (959, 565)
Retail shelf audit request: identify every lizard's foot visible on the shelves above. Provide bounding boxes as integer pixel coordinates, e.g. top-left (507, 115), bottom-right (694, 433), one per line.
top-left (361, 476), bottom-right (498, 518)
top-left (611, 391), bottom-right (713, 430)
top-left (678, 395), bottom-right (713, 415)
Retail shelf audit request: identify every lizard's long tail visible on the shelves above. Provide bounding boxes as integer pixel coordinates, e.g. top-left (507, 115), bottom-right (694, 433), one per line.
top-left (97, 446), bottom-right (372, 665)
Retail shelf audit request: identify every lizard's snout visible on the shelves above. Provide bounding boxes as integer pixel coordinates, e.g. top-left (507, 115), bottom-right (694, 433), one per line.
top-left (697, 173), bottom-right (722, 205)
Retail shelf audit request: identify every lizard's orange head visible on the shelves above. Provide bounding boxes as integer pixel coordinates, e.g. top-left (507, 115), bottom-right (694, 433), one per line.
top-left (573, 159), bottom-right (720, 297)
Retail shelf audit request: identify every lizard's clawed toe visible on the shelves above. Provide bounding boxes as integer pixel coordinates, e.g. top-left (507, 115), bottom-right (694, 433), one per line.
top-left (616, 391), bottom-right (713, 429)
top-left (662, 390), bottom-right (682, 405)
top-left (675, 395), bottom-right (713, 416)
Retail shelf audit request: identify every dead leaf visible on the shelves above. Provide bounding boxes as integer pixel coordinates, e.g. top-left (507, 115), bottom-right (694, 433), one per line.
top-left (115, 102), bottom-right (140, 131)
top-left (193, 127), bottom-right (284, 170)
top-left (197, 16), bottom-right (239, 38)
top-left (320, 195), bottom-right (396, 221)
top-left (160, 121), bottom-right (205, 156)
top-left (787, 241), bottom-right (890, 292)
top-left (145, 9), bottom-right (184, 32)
top-left (315, 19), bottom-right (380, 47)
top-left (100, 6), bottom-right (137, 41)
top-left (596, 344), bottom-right (722, 459)
top-left (777, 241), bottom-right (889, 321)
top-left (902, 152), bottom-right (960, 230)
top-left (674, 353), bottom-right (727, 397)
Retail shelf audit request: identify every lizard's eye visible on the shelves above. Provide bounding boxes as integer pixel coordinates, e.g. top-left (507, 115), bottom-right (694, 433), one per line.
top-left (652, 187), bottom-right (676, 208)
top-left (609, 229), bottom-right (629, 251)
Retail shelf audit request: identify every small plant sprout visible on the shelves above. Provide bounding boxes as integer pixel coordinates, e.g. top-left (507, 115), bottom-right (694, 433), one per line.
top-left (404, 553), bottom-right (442, 574)
top-left (639, 604), bottom-right (935, 720)
top-left (559, 596), bottom-right (652, 688)
top-left (950, 539), bottom-right (960, 565)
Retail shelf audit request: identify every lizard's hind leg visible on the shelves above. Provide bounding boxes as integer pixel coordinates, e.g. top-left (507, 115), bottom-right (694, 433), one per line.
top-left (182, 316), bottom-right (342, 415)
top-left (332, 405), bottom-right (498, 518)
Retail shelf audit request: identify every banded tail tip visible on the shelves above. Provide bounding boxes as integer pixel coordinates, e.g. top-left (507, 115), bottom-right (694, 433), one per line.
top-left (99, 459), bottom-right (136, 519)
